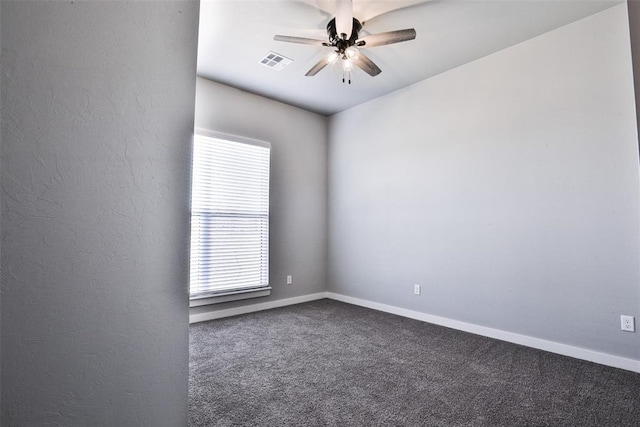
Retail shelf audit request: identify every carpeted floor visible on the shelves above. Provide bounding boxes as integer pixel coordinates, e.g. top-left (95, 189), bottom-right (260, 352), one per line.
top-left (189, 299), bottom-right (640, 426)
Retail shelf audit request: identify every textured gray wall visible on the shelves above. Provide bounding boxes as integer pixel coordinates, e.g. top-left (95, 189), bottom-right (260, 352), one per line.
top-left (190, 78), bottom-right (328, 319)
top-left (1, 1), bottom-right (198, 425)
top-left (328, 4), bottom-right (640, 360)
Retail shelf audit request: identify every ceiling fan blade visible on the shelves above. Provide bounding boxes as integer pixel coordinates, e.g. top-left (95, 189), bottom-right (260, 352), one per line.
top-left (335, 0), bottom-right (353, 38)
top-left (274, 35), bottom-right (327, 46)
top-left (357, 29), bottom-right (416, 47)
top-left (354, 53), bottom-right (381, 77)
top-left (305, 58), bottom-right (330, 76)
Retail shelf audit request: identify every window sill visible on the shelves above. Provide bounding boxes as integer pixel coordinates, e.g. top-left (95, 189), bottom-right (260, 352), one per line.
top-left (189, 287), bottom-right (272, 307)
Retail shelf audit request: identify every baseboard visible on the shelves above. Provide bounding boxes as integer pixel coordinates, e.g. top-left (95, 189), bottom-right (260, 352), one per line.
top-left (189, 292), bottom-right (328, 324)
top-left (188, 289), bottom-right (640, 373)
top-left (326, 292), bottom-right (640, 374)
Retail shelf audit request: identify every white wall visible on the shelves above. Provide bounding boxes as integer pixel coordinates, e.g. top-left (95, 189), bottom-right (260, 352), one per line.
top-left (1, 2), bottom-right (198, 424)
top-left (328, 4), bottom-right (640, 361)
top-left (191, 78), bottom-right (328, 319)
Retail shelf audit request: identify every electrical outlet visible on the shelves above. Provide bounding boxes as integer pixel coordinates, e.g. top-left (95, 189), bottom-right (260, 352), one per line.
top-left (621, 315), bottom-right (635, 332)
top-left (414, 284), bottom-right (421, 295)
top-left (286, 275), bottom-right (292, 285)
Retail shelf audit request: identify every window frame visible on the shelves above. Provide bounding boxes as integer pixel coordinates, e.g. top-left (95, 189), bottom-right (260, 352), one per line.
top-left (189, 129), bottom-right (271, 306)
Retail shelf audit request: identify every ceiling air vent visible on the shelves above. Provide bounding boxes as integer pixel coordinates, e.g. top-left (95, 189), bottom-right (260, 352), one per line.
top-left (259, 52), bottom-right (292, 71)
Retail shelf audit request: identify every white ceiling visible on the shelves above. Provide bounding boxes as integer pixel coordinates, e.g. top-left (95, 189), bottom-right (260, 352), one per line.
top-left (197, 0), bottom-right (622, 116)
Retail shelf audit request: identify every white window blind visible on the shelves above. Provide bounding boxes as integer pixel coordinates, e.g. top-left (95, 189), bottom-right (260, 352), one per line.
top-left (189, 133), bottom-right (270, 299)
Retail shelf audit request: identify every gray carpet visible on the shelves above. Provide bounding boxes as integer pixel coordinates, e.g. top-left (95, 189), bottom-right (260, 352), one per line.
top-left (189, 299), bottom-right (640, 426)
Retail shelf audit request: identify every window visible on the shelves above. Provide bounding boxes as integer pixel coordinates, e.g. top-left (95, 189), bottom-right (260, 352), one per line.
top-left (189, 131), bottom-right (270, 301)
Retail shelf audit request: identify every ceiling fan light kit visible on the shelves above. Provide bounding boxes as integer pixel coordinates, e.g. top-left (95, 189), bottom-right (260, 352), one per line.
top-left (274, 0), bottom-right (416, 84)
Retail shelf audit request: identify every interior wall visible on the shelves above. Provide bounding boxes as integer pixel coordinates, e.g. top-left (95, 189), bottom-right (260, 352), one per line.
top-left (628, 0), bottom-right (640, 148)
top-left (1, 1), bottom-right (198, 425)
top-left (328, 4), bottom-right (640, 360)
top-left (0, 0), bottom-right (2, 411)
top-left (191, 78), bottom-right (328, 319)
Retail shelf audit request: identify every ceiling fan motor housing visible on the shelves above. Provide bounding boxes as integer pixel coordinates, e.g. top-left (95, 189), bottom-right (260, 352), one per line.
top-left (327, 17), bottom-right (362, 49)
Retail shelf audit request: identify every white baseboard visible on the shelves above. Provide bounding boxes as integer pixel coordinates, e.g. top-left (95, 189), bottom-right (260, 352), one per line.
top-left (188, 289), bottom-right (639, 373)
top-left (326, 292), bottom-right (640, 374)
top-left (189, 292), bottom-right (328, 324)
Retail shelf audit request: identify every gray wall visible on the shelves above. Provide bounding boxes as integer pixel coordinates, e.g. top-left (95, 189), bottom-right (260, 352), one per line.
top-left (628, 0), bottom-right (640, 146)
top-left (1, 1), bottom-right (198, 425)
top-left (0, 0), bottom-right (2, 413)
top-left (191, 78), bottom-right (328, 319)
top-left (328, 4), bottom-right (640, 360)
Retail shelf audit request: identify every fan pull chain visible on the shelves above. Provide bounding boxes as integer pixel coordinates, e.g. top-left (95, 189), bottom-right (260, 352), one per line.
top-left (342, 70), bottom-right (352, 85)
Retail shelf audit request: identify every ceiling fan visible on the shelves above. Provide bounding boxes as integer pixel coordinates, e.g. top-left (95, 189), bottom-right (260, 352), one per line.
top-left (273, 0), bottom-right (416, 83)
